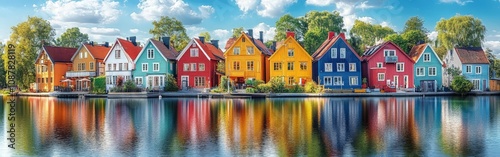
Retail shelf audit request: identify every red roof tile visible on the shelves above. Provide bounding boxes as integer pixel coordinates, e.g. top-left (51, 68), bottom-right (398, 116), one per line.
top-left (225, 38), bottom-right (236, 50)
top-left (84, 44), bottom-right (110, 60)
top-left (455, 47), bottom-right (489, 64)
top-left (205, 42), bottom-right (224, 60)
top-left (150, 39), bottom-right (179, 60)
top-left (408, 44), bottom-right (427, 62)
top-left (43, 46), bottom-right (78, 63)
top-left (311, 38), bottom-right (332, 59)
top-left (117, 38), bottom-right (142, 61)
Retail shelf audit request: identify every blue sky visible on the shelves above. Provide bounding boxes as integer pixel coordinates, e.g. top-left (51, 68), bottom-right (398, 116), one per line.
top-left (1, 0), bottom-right (500, 56)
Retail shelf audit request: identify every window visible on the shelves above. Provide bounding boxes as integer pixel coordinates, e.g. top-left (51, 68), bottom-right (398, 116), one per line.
top-left (331, 48), bottom-right (337, 58)
top-left (429, 67), bottom-right (436, 76)
top-left (233, 61), bottom-right (240, 70)
top-left (119, 63), bottom-right (122, 71)
top-left (108, 64), bottom-right (111, 71)
top-left (287, 62), bottom-right (294, 70)
top-left (416, 67), bottom-right (425, 76)
top-left (466, 65), bottom-right (472, 73)
top-left (396, 63), bottom-right (404, 72)
top-left (350, 76), bottom-right (358, 85)
top-left (80, 52), bottom-right (83, 58)
top-left (349, 63), bottom-right (356, 72)
top-left (377, 62), bottom-right (383, 68)
top-left (288, 49), bottom-right (294, 57)
top-left (378, 73), bottom-right (385, 81)
top-left (191, 63), bottom-right (197, 71)
top-left (115, 50), bottom-right (120, 58)
top-left (300, 62), bottom-right (307, 70)
top-left (170, 62), bottom-right (173, 71)
top-left (247, 46), bottom-right (254, 55)
top-left (183, 63), bottom-right (190, 71)
top-left (247, 61), bottom-right (254, 71)
top-left (333, 76), bottom-right (343, 85)
top-left (423, 53), bottom-right (430, 62)
top-left (476, 66), bottom-right (481, 74)
top-left (337, 63), bottom-right (345, 72)
top-left (324, 76), bottom-right (332, 85)
top-left (147, 49), bottom-right (154, 59)
top-left (199, 63), bottom-right (205, 71)
top-left (124, 63), bottom-right (128, 71)
top-left (90, 62), bottom-right (94, 70)
top-left (113, 64), bottom-right (116, 71)
top-left (135, 77), bottom-right (143, 85)
top-left (142, 63), bottom-right (148, 72)
top-left (340, 48), bottom-right (346, 58)
top-left (82, 63), bottom-right (86, 70)
top-left (84, 51), bottom-right (88, 58)
top-left (194, 77), bottom-right (205, 87)
top-left (233, 47), bottom-right (240, 55)
top-left (384, 50), bottom-right (396, 56)
top-left (325, 63), bottom-right (333, 72)
top-left (153, 63), bottom-right (159, 71)
top-left (288, 77), bottom-right (295, 85)
top-left (190, 48), bottom-right (199, 57)
top-left (472, 79), bottom-right (480, 90)
top-left (274, 62), bottom-right (282, 70)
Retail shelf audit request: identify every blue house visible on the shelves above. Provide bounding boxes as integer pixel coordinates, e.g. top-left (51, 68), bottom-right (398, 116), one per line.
top-left (409, 44), bottom-right (444, 92)
top-left (312, 32), bottom-right (362, 89)
top-left (133, 37), bottom-right (179, 90)
top-left (443, 47), bottom-right (490, 91)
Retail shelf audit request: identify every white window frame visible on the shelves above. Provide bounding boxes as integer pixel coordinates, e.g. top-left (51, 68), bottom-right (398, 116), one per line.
top-left (472, 79), bottom-right (480, 90)
top-left (377, 62), bottom-right (383, 68)
top-left (135, 77), bottom-right (143, 85)
top-left (378, 73), bottom-right (385, 81)
top-left (396, 63), bottom-right (404, 72)
top-left (142, 63), bottom-right (148, 72)
top-left (153, 63), bottom-right (160, 71)
top-left (147, 49), bottom-right (154, 59)
top-left (115, 50), bottom-right (120, 59)
top-left (423, 53), bottom-right (430, 62)
top-left (325, 63), bottom-right (333, 72)
top-left (428, 67), bottom-right (437, 76)
top-left (191, 63), bottom-right (197, 71)
top-left (331, 48), bottom-right (337, 58)
top-left (384, 49), bottom-right (396, 56)
top-left (233, 47), bottom-right (240, 55)
top-left (199, 63), bottom-right (205, 71)
top-left (190, 48), bottom-right (199, 57)
top-left (324, 76), bottom-right (332, 85)
top-left (247, 46), bottom-right (254, 55)
top-left (416, 67), bottom-right (425, 76)
top-left (340, 48), bottom-right (346, 58)
top-left (466, 65), bottom-right (472, 73)
top-left (349, 63), bottom-right (356, 72)
top-left (337, 63), bottom-right (345, 72)
top-left (333, 76), bottom-right (343, 85)
top-left (183, 63), bottom-right (190, 71)
top-left (288, 49), bottom-right (294, 57)
top-left (476, 66), bottom-right (481, 74)
top-left (350, 76), bottom-right (358, 85)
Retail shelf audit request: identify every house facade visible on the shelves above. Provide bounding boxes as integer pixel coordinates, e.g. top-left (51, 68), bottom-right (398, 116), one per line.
top-left (408, 44), bottom-right (444, 92)
top-left (224, 29), bottom-right (273, 87)
top-left (268, 31), bottom-right (312, 86)
top-left (34, 46), bottom-right (77, 92)
top-left (104, 37), bottom-right (142, 91)
top-left (443, 47), bottom-right (490, 91)
top-left (133, 37), bottom-right (178, 90)
top-left (361, 41), bottom-right (415, 91)
top-left (66, 42), bottom-right (110, 91)
top-left (177, 37), bottom-right (224, 89)
top-left (312, 32), bottom-right (362, 89)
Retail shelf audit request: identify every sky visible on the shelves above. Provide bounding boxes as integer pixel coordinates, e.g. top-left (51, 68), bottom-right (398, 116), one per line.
top-left (1, 0), bottom-right (500, 56)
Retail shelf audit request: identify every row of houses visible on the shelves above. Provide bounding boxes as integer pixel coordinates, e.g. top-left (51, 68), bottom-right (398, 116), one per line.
top-left (33, 29), bottom-right (490, 92)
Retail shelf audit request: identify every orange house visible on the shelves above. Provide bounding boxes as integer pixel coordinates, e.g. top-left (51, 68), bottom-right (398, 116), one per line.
top-left (66, 42), bottom-right (110, 91)
top-left (34, 46), bottom-right (78, 92)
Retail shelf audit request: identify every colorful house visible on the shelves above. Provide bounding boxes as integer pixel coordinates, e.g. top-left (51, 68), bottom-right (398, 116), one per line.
top-left (408, 43), bottom-right (444, 92)
top-left (224, 29), bottom-right (273, 87)
top-left (443, 47), bottom-right (490, 91)
top-left (133, 37), bottom-right (179, 90)
top-left (176, 37), bottom-right (224, 89)
top-left (361, 41), bottom-right (415, 91)
top-left (268, 31), bottom-right (312, 85)
top-left (103, 37), bottom-right (142, 91)
top-left (34, 46), bottom-right (78, 92)
top-left (311, 32), bottom-right (362, 89)
top-left (66, 42), bottom-right (110, 91)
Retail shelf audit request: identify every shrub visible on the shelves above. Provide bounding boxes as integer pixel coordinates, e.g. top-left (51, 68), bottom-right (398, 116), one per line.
top-left (116, 76), bottom-right (124, 87)
top-left (451, 75), bottom-right (473, 95)
top-left (219, 76), bottom-right (233, 91)
top-left (211, 87), bottom-right (224, 93)
top-left (245, 79), bottom-right (255, 87)
top-left (246, 87), bottom-right (256, 93)
top-left (91, 76), bottom-right (106, 94)
top-left (164, 74), bottom-right (179, 91)
top-left (269, 77), bottom-right (286, 93)
top-left (304, 82), bottom-right (321, 93)
top-left (255, 80), bottom-right (265, 86)
top-left (256, 83), bottom-right (272, 93)
top-left (289, 84), bottom-right (305, 93)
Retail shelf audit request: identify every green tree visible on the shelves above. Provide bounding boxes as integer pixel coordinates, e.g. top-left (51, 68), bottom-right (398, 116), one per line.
top-left (350, 20), bottom-right (396, 51)
top-left (216, 60), bottom-right (225, 74)
top-left (451, 75), bottom-right (474, 95)
top-left (199, 31), bottom-right (211, 42)
top-left (403, 16), bottom-right (427, 34)
top-left (232, 27), bottom-right (244, 38)
top-left (486, 48), bottom-right (500, 78)
top-left (2, 16), bottom-right (55, 90)
top-left (164, 74), bottom-right (179, 91)
top-left (303, 11), bottom-right (344, 54)
top-left (304, 28), bottom-right (328, 55)
top-left (436, 15), bottom-right (486, 50)
top-left (149, 16), bottom-right (189, 51)
top-left (433, 44), bottom-right (448, 60)
top-left (384, 34), bottom-right (407, 52)
top-left (348, 32), bottom-right (364, 56)
top-left (54, 27), bottom-right (89, 48)
top-left (274, 14), bottom-right (307, 41)
top-left (0, 42), bottom-right (5, 88)
top-left (384, 30), bottom-right (429, 54)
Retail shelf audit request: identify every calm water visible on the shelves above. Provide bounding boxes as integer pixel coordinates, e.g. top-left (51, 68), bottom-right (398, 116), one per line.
top-left (1, 96), bottom-right (500, 156)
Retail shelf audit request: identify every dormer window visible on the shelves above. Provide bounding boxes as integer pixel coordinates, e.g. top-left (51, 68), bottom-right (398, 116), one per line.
top-left (384, 50), bottom-right (396, 56)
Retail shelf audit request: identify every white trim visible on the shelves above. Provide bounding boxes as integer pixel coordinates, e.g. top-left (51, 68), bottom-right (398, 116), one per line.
top-left (142, 63), bottom-right (148, 72)
top-left (175, 39), bottom-right (211, 61)
top-left (153, 62), bottom-right (160, 71)
top-left (415, 44), bottom-right (444, 66)
top-left (325, 63), bottom-right (333, 72)
top-left (136, 39), bottom-right (169, 64)
top-left (349, 63), bottom-right (356, 72)
top-left (428, 67), bottom-right (437, 76)
top-left (396, 62), bottom-right (404, 72)
top-left (466, 65), bottom-right (472, 73)
top-left (336, 63), bottom-right (345, 72)
top-left (349, 76), bottom-right (358, 85)
top-left (181, 75), bottom-right (189, 89)
top-left (416, 67), bottom-right (425, 76)
top-left (475, 66), bottom-right (482, 74)
top-left (378, 73), bottom-right (385, 81)
top-left (423, 53), bottom-right (431, 62)
top-left (324, 76), bottom-right (332, 85)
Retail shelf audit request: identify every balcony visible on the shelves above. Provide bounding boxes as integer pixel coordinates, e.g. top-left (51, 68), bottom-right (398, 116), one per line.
top-left (66, 71), bottom-right (96, 78)
top-left (385, 56), bottom-right (398, 63)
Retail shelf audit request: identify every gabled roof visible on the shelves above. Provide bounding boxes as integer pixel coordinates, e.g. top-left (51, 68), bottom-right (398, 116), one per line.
top-left (84, 44), bottom-right (110, 60)
top-left (38, 46), bottom-right (78, 63)
top-left (225, 38), bottom-right (236, 50)
top-left (177, 38), bottom-right (224, 61)
top-left (150, 39), bottom-right (179, 60)
top-left (269, 36), bottom-right (312, 60)
top-left (455, 47), bottom-right (489, 64)
top-left (225, 33), bottom-right (273, 56)
top-left (408, 43), bottom-right (444, 66)
top-left (311, 38), bottom-right (333, 59)
top-left (104, 38), bottom-right (142, 61)
top-left (361, 41), bottom-right (415, 63)
top-left (311, 35), bottom-right (361, 61)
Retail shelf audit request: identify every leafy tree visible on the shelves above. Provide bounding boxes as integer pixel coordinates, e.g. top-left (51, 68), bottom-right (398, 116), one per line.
top-left (2, 16), bottom-right (55, 90)
top-left (91, 76), bottom-right (106, 94)
top-left (304, 28), bottom-right (328, 55)
top-left (384, 30), bottom-right (428, 54)
top-left (216, 61), bottom-right (225, 74)
top-left (269, 77), bottom-right (286, 93)
top-left (232, 27), bottom-right (244, 38)
top-left (436, 15), bottom-right (486, 50)
top-left (149, 16), bottom-right (189, 51)
top-left (348, 32), bottom-right (364, 56)
top-left (199, 31), bottom-right (211, 42)
top-left (384, 34), bottom-right (407, 52)
top-left (0, 42), bottom-right (5, 88)
top-left (274, 14), bottom-right (307, 41)
top-left (451, 75), bottom-right (473, 95)
top-left (433, 44), bottom-right (448, 60)
top-left (54, 27), bottom-right (89, 48)
top-left (350, 20), bottom-right (395, 51)
top-left (486, 48), bottom-right (500, 78)
top-left (403, 16), bottom-right (427, 34)
top-left (164, 74), bottom-right (179, 91)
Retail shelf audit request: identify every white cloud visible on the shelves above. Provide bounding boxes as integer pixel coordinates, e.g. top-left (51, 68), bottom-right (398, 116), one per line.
top-left (428, 31), bottom-right (438, 41)
top-left (305, 0), bottom-right (336, 6)
top-left (235, 0), bottom-right (259, 14)
top-left (439, 0), bottom-right (473, 5)
top-left (257, 0), bottom-right (297, 18)
top-left (130, 29), bottom-right (139, 34)
top-left (356, 1), bottom-right (375, 10)
top-left (212, 29), bottom-right (231, 51)
top-left (252, 23), bottom-right (276, 42)
top-left (357, 16), bottom-right (375, 24)
top-left (80, 27), bottom-right (121, 36)
top-left (380, 21), bottom-right (395, 29)
top-left (484, 40), bottom-right (500, 57)
top-left (130, 0), bottom-right (214, 25)
top-left (186, 26), bottom-right (206, 38)
top-left (41, 0), bottom-right (121, 25)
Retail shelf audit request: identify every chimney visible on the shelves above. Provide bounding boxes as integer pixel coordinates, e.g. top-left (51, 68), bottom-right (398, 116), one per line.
top-left (129, 36), bottom-right (137, 46)
top-left (161, 37), bottom-right (170, 49)
top-left (104, 42), bottom-right (109, 47)
top-left (259, 31), bottom-right (264, 42)
top-left (247, 29), bottom-right (253, 38)
top-left (199, 36), bottom-right (205, 44)
top-left (272, 41), bottom-right (277, 51)
top-left (328, 31), bottom-right (336, 40)
top-left (286, 31), bottom-right (295, 38)
top-left (211, 40), bottom-right (219, 49)
top-left (90, 41), bottom-right (94, 46)
top-left (339, 32), bottom-right (346, 40)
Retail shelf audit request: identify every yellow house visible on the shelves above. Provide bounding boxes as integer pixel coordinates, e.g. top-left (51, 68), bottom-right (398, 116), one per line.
top-left (268, 31), bottom-right (312, 85)
top-left (66, 42), bottom-right (110, 91)
top-left (224, 29), bottom-right (273, 86)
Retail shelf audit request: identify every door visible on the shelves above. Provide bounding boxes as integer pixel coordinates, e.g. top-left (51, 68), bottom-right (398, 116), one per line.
top-left (472, 79), bottom-right (480, 91)
top-left (404, 75), bottom-right (409, 88)
top-left (181, 76), bottom-right (189, 90)
top-left (394, 75), bottom-right (399, 88)
top-left (483, 80), bottom-right (487, 91)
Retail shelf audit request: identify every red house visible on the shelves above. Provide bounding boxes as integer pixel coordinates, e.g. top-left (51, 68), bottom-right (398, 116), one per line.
top-left (361, 41), bottom-right (415, 92)
top-left (176, 37), bottom-right (224, 90)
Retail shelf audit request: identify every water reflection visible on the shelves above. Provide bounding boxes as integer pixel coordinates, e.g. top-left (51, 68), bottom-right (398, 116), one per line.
top-left (1, 96), bottom-right (499, 156)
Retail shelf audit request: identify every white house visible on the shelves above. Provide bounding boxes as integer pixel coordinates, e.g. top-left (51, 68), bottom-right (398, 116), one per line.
top-left (104, 37), bottom-right (142, 91)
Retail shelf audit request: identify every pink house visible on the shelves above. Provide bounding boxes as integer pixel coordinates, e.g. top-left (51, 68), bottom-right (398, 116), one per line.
top-left (361, 41), bottom-right (415, 92)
